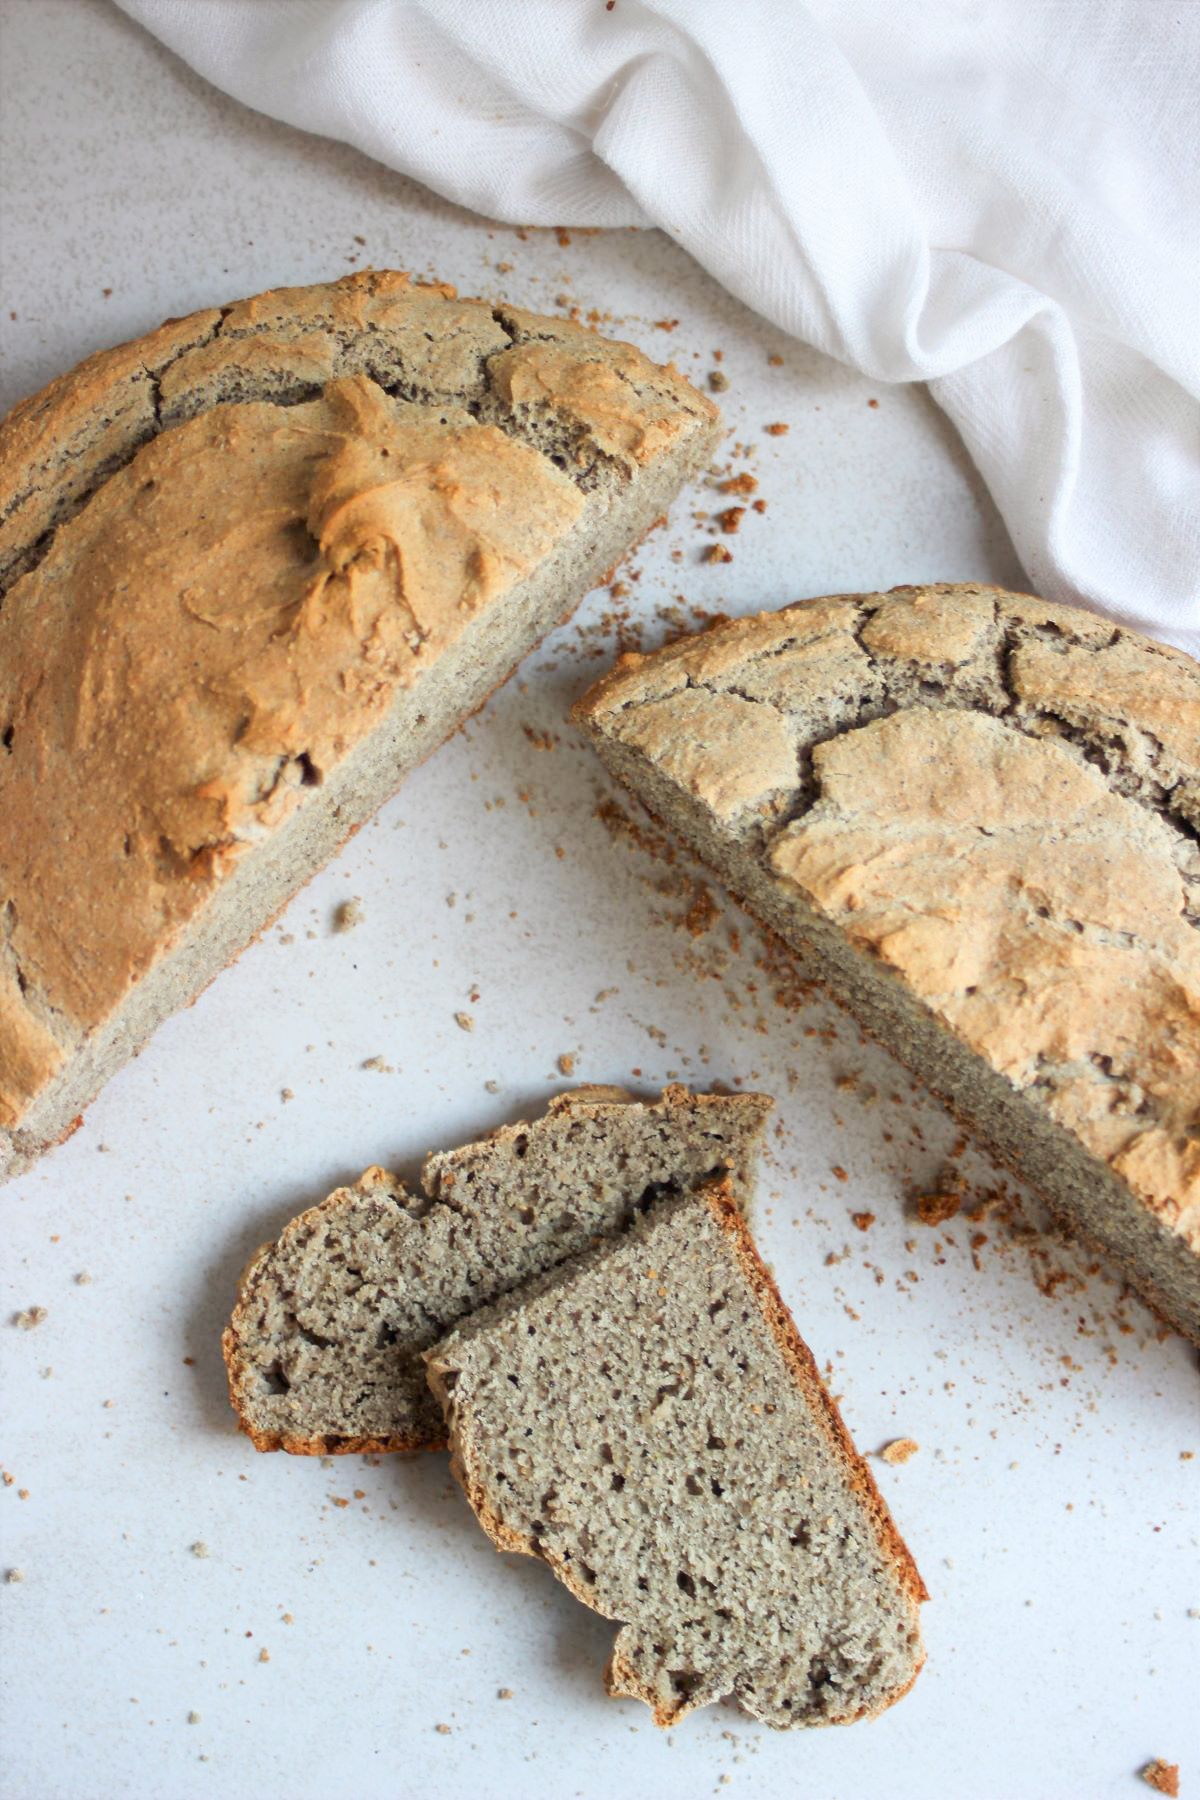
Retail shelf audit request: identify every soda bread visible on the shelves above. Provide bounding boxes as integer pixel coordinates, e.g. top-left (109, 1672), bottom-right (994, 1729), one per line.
top-left (574, 584), bottom-right (1200, 1344)
top-left (0, 273), bottom-right (719, 1179)
top-left (224, 1086), bottom-right (771, 1454)
top-left (425, 1181), bottom-right (926, 1728)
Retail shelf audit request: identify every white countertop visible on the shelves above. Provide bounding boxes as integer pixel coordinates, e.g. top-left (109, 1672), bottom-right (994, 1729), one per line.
top-left (1, 5), bottom-right (1195, 1798)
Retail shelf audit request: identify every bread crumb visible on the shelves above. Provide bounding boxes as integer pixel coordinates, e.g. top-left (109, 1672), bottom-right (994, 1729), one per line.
top-left (851, 1212), bottom-right (875, 1232)
top-left (716, 506), bottom-right (745, 535)
top-left (1141, 1762), bottom-right (1180, 1797)
top-left (455, 1011), bottom-right (475, 1032)
top-left (188, 1711), bottom-right (201, 1725)
top-left (258, 1647), bottom-right (270, 1663)
top-left (498, 1687), bottom-right (513, 1700)
top-left (558, 1053), bottom-right (575, 1076)
top-left (190, 1542), bottom-right (209, 1559)
top-left (767, 353), bottom-right (784, 366)
top-left (333, 897), bottom-right (364, 933)
top-left (435, 1723), bottom-right (452, 1735)
top-left (914, 1185), bottom-right (962, 1226)
top-left (13, 1307), bottom-right (47, 1330)
top-left (282, 1613), bottom-right (293, 1624)
top-left (764, 421), bottom-right (789, 435)
top-left (703, 544), bottom-right (733, 564)
top-left (881, 1438), bottom-right (920, 1465)
top-left (75, 1272), bottom-right (92, 1286)
top-left (362, 1056), bottom-right (393, 1073)
top-left (5, 1568), bottom-right (23, 1583)
top-left (653, 317), bottom-right (679, 332)
top-left (718, 472), bottom-right (757, 496)
top-left (708, 370), bottom-right (728, 392)
top-left (281, 1087), bottom-right (294, 1102)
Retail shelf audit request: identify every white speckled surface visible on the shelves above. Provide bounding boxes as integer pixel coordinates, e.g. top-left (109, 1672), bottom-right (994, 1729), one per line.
top-left (1, 5), bottom-right (1195, 1798)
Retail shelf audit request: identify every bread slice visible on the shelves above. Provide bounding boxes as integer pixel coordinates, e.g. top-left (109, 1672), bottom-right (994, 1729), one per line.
top-left (224, 1085), bottom-right (771, 1455)
top-left (0, 272), bottom-right (719, 1179)
top-left (425, 1180), bottom-right (926, 1728)
top-left (573, 584), bottom-right (1200, 1344)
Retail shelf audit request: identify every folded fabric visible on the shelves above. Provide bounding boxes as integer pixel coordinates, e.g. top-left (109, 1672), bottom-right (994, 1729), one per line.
top-left (115, 0), bottom-right (1200, 654)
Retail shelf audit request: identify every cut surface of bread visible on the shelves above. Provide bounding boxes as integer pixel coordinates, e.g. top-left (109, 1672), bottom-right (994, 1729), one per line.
top-left (224, 1085), bottom-right (771, 1455)
top-left (574, 583), bottom-right (1200, 1344)
top-left (0, 271), bottom-right (718, 1178)
top-left (425, 1181), bottom-right (925, 1729)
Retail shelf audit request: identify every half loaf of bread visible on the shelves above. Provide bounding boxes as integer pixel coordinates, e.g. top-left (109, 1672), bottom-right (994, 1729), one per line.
top-left (0, 272), bottom-right (718, 1178)
top-left (574, 584), bottom-right (1200, 1344)
top-left (224, 1085), bottom-right (771, 1454)
top-left (425, 1180), bottom-right (926, 1728)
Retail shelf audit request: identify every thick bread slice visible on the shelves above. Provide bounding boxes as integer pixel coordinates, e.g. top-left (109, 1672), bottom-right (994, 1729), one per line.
top-left (224, 1085), bottom-right (771, 1455)
top-left (573, 584), bottom-right (1200, 1344)
top-left (0, 271), bottom-right (719, 1179)
top-left (425, 1181), bottom-right (926, 1729)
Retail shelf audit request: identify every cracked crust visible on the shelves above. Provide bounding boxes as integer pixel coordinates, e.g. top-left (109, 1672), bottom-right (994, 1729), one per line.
top-left (575, 584), bottom-right (1200, 1343)
top-left (0, 271), bottom-right (718, 1168)
top-left (222, 1085), bottom-right (771, 1455)
top-left (426, 1180), bottom-right (925, 1729)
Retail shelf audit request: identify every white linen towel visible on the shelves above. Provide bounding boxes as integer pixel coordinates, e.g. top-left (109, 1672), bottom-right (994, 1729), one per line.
top-left (115, 0), bottom-right (1200, 652)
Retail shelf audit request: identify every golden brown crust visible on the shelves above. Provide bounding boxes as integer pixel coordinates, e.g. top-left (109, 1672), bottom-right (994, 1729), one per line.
top-left (593, 754), bottom-right (1200, 1352)
top-left (0, 270), bottom-right (717, 1142)
top-left (575, 583), bottom-right (1200, 1287)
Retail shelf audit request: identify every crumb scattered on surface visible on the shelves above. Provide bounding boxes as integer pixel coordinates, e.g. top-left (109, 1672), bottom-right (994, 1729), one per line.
top-left (191, 1542), bottom-right (209, 1559)
top-left (75, 1272), bottom-right (92, 1286)
top-left (5, 1569), bottom-right (23, 1583)
top-left (362, 1055), bottom-right (393, 1073)
top-left (281, 1087), bottom-right (294, 1102)
top-left (557, 1053), bottom-right (575, 1076)
top-left (258, 1647), bottom-right (270, 1663)
top-left (913, 1183), bottom-right (962, 1226)
top-left (703, 544), bottom-right (733, 564)
top-left (333, 897), bottom-right (364, 933)
top-left (454, 1012), bottom-right (474, 1032)
top-left (435, 1723), bottom-right (452, 1735)
top-left (13, 1307), bottom-right (47, 1330)
top-left (1141, 1762), bottom-right (1180, 1797)
top-left (881, 1438), bottom-right (920, 1465)
top-left (717, 506), bottom-right (745, 534)
top-left (188, 1711), bottom-right (201, 1725)
top-left (764, 421), bottom-right (789, 435)
top-left (851, 1212), bottom-right (875, 1232)
top-left (498, 1688), bottom-right (513, 1700)
top-left (708, 369), bottom-right (729, 392)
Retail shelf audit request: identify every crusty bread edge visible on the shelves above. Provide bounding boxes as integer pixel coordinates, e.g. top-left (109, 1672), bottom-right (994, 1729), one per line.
top-left (572, 698), bottom-right (1200, 1352)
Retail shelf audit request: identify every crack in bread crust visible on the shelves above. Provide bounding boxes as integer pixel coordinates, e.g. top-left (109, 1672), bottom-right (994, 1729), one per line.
top-left (0, 272), bottom-right (719, 1167)
top-left (575, 585), bottom-right (1200, 1342)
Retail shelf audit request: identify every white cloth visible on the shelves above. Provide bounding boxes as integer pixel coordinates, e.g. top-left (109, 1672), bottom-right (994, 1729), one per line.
top-left (116, 0), bottom-right (1200, 653)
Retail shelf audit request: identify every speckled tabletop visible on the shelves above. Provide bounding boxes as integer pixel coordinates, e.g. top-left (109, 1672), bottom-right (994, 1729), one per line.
top-left (0, 5), bottom-right (1195, 1799)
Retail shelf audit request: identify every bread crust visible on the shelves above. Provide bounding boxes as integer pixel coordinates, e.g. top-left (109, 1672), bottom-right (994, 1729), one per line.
top-left (0, 271), bottom-right (718, 1170)
top-left (575, 583), bottom-right (1200, 1342)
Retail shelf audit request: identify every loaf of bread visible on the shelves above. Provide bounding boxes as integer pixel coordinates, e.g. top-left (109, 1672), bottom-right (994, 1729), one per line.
top-left (0, 273), bottom-right (719, 1178)
top-left (575, 584), bottom-right (1200, 1344)
top-left (426, 1180), bottom-right (926, 1728)
top-left (224, 1085), bottom-right (771, 1454)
